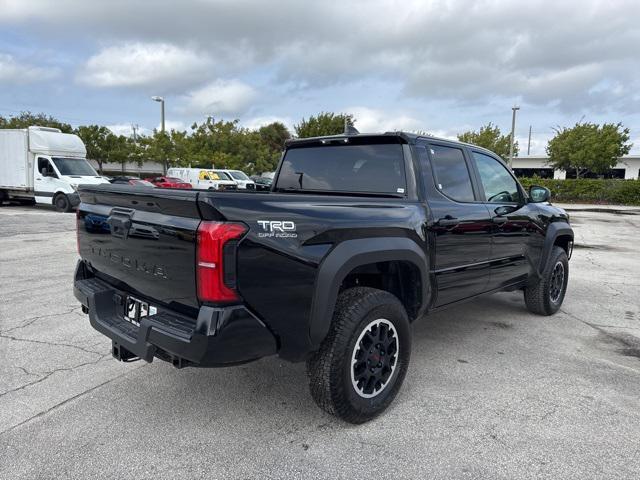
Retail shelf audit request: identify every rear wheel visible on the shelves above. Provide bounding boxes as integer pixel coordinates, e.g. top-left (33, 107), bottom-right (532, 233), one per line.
top-left (53, 193), bottom-right (71, 213)
top-left (524, 245), bottom-right (569, 315)
top-left (306, 287), bottom-right (411, 423)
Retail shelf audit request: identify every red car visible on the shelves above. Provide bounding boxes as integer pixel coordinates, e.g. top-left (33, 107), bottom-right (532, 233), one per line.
top-left (146, 176), bottom-right (192, 189)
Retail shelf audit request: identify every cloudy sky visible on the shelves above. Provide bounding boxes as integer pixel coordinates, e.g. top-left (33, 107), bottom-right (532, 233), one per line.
top-left (1, 0), bottom-right (639, 154)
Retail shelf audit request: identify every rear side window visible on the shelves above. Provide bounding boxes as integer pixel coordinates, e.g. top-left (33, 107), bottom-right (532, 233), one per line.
top-left (429, 145), bottom-right (475, 202)
top-left (276, 144), bottom-right (406, 195)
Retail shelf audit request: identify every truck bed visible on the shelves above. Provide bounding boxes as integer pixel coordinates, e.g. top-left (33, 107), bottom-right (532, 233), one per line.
top-left (77, 183), bottom-right (423, 358)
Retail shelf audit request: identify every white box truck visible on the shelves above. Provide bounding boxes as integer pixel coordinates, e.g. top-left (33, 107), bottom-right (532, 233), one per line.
top-left (0, 126), bottom-right (109, 211)
top-left (167, 167), bottom-right (238, 190)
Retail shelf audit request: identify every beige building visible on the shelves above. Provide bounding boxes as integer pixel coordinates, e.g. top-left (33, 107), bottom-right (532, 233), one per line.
top-left (512, 155), bottom-right (640, 180)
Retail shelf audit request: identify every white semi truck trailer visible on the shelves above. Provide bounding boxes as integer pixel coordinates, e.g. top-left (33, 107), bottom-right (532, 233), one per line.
top-left (0, 126), bottom-right (109, 211)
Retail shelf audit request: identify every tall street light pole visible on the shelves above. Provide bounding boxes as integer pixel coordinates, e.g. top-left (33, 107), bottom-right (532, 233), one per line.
top-left (151, 96), bottom-right (166, 174)
top-left (509, 105), bottom-right (520, 167)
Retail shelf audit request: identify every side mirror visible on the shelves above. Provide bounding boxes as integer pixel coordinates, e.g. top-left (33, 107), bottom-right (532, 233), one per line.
top-left (529, 185), bottom-right (551, 203)
top-left (40, 168), bottom-right (48, 177)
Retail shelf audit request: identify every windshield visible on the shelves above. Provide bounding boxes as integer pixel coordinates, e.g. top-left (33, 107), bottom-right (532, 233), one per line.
top-left (52, 157), bottom-right (98, 176)
top-left (230, 170), bottom-right (250, 180)
top-left (213, 171), bottom-right (233, 181)
top-left (276, 143), bottom-right (406, 195)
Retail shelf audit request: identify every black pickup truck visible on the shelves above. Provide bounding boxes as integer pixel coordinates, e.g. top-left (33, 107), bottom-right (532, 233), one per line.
top-left (74, 131), bottom-right (573, 423)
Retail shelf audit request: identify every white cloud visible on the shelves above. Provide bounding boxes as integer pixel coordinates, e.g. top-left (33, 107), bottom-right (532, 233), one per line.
top-left (77, 42), bottom-right (211, 89)
top-left (0, 52), bottom-right (58, 83)
top-left (346, 107), bottom-right (423, 133)
top-left (106, 124), bottom-right (136, 136)
top-left (242, 115), bottom-right (294, 131)
top-left (108, 121), bottom-right (188, 136)
top-left (3, 0), bottom-right (640, 128)
top-left (181, 79), bottom-right (257, 117)
top-left (6, 0), bottom-right (640, 111)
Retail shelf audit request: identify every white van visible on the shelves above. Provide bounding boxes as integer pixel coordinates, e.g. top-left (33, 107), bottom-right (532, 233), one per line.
top-left (0, 126), bottom-right (109, 211)
top-left (216, 169), bottom-right (256, 190)
top-left (167, 168), bottom-right (237, 190)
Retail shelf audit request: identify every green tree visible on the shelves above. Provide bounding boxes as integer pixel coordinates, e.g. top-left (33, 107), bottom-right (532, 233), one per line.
top-left (104, 133), bottom-right (134, 173)
top-left (258, 122), bottom-right (291, 152)
top-left (141, 131), bottom-right (174, 173)
top-left (294, 112), bottom-right (355, 138)
top-left (457, 122), bottom-right (516, 159)
top-left (0, 111), bottom-right (73, 133)
top-left (546, 122), bottom-right (632, 178)
top-left (75, 125), bottom-right (112, 173)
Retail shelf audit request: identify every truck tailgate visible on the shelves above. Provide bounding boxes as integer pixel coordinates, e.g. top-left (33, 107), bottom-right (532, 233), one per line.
top-left (77, 185), bottom-right (201, 311)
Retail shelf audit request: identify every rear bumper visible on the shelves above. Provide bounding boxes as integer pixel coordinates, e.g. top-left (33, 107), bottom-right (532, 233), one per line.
top-left (73, 261), bottom-right (277, 367)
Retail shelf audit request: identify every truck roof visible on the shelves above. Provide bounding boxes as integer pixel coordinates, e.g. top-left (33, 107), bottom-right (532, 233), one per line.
top-left (284, 131), bottom-right (499, 158)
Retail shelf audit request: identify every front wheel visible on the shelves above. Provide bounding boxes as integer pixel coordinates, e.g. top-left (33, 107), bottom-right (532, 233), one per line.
top-left (53, 193), bottom-right (71, 213)
top-left (524, 245), bottom-right (569, 315)
top-left (306, 287), bottom-right (411, 424)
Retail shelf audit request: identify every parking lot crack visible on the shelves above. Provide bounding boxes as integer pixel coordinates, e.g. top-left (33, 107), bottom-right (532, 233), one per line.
top-left (0, 353), bottom-right (111, 399)
top-left (0, 333), bottom-right (104, 356)
top-left (0, 307), bottom-right (82, 334)
top-left (0, 363), bottom-right (147, 437)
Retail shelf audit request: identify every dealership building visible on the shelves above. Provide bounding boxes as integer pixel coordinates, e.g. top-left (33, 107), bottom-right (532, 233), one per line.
top-left (512, 155), bottom-right (640, 179)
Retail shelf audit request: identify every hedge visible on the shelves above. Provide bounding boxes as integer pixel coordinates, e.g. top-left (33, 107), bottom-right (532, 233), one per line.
top-left (517, 177), bottom-right (640, 205)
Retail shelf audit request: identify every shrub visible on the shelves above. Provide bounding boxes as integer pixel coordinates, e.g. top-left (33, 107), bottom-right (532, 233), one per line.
top-left (517, 177), bottom-right (640, 205)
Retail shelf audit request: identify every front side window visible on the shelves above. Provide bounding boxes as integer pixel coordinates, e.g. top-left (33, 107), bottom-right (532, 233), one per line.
top-left (428, 145), bottom-right (475, 202)
top-left (37, 157), bottom-right (54, 176)
top-left (472, 152), bottom-right (522, 203)
top-left (276, 143), bottom-right (406, 195)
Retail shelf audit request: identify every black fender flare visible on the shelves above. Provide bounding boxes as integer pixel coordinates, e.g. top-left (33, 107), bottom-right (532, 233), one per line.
top-left (308, 237), bottom-right (430, 347)
top-left (538, 222), bottom-right (573, 273)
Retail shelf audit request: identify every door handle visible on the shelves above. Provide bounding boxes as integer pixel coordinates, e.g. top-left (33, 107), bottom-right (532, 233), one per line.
top-left (492, 216), bottom-right (508, 225)
top-left (437, 216), bottom-right (459, 227)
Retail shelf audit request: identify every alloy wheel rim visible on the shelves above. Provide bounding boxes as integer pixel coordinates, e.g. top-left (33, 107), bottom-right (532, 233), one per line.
top-left (549, 261), bottom-right (565, 303)
top-left (351, 318), bottom-right (399, 398)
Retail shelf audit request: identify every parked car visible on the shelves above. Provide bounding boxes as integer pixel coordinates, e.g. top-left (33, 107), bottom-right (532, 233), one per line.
top-left (250, 176), bottom-right (272, 191)
top-left (166, 168), bottom-right (237, 190)
top-left (109, 177), bottom-right (155, 187)
top-left (216, 169), bottom-right (255, 190)
top-left (0, 126), bottom-right (109, 211)
top-left (146, 176), bottom-right (192, 189)
top-left (74, 131), bottom-right (573, 423)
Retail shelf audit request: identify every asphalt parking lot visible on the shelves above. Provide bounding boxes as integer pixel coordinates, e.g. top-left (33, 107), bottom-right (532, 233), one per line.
top-left (1, 204), bottom-right (639, 479)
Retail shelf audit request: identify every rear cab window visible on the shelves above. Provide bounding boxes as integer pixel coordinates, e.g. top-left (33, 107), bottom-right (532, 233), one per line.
top-left (427, 144), bottom-right (476, 202)
top-left (275, 138), bottom-right (407, 196)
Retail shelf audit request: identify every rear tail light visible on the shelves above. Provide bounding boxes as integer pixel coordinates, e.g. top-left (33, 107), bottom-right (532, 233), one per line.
top-left (196, 221), bottom-right (247, 303)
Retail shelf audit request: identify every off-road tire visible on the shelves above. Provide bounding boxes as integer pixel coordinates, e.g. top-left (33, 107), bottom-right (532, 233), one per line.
top-left (306, 287), bottom-right (411, 424)
top-left (524, 245), bottom-right (569, 315)
top-left (53, 193), bottom-right (71, 213)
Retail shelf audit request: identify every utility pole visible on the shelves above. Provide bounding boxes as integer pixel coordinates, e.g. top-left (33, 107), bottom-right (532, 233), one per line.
top-left (527, 125), bottom-right (532, 156)
top-left (509, 105), bottom-right (520, 166)
top-left (151, 96), bottom-right (166, 174)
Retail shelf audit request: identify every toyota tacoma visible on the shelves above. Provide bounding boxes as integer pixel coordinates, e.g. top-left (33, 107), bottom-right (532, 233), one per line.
top-left (74, 131), bottom-right (573, 423)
